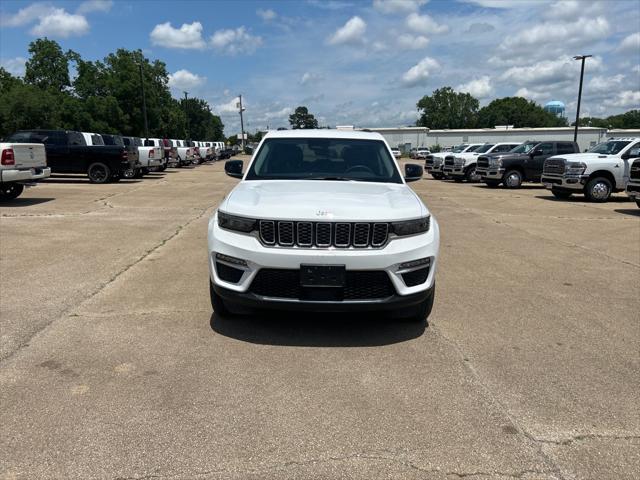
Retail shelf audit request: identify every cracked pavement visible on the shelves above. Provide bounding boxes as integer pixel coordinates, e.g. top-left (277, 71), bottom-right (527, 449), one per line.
top-left (0, 160), bottom-right (638, 479)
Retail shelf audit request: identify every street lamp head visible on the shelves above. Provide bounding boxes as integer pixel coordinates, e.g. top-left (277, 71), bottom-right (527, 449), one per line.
top-left (573, 55), bottom-right (593, 60)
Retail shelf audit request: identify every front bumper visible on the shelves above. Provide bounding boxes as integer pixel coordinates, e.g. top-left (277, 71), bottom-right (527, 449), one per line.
top-left (443, 166), bottom-right (465, 177)
top-left (541, 174), bottom-right (588, 191)
top-left (208, 214), bottom-right (440, 304)
top-left (476, 167), bottom-right (504, 180)
top-left (626, 182), bottom-right (640, 199)
top-left (0, 167), bottom-right (51, 183)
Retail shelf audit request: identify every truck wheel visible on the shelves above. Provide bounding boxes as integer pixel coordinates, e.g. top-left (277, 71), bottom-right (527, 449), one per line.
top-left (210, 280), bottom-right (233, 316)
top-left (503, 170), bottom-right (523, 188)
top-left (110, 174), bottom-right (121, 183)
top-left (134, 169), bottom-right (144, 179)
top-left (484, 180), bottom-right (501, 188)
top-left (122, 168), bottom-right (136, 179)
top-left (88, 162), bottom-right (111, 184)
top-left (175, 156), bottom-right (182, 168)
top-left (552, 188), bottom-right (572, 199)
top-left (0, 183), bottom-right (24, 200)
top-left (141, 168), bottom-right (150, 175)
top-left (465, 166), bottom-right (481, 183)
top-left (585, 177), bottom-right (612, 202)
top-left (431, 173), bottom-right (442, 180)
top-left (453, 177), bottom-right (464, 183)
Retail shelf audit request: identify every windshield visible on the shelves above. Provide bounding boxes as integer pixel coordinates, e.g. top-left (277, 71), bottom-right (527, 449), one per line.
top-left (451, 145), bottom-right (467, 153)
top-left (510, 142), bottom-right (536, 154)
top-left (474, 144), bottom-right (495, 153)
top-left (588, 140), bottom-right (631, 155)
top-left (245, 137), bottom-right (403, 183)
top-left (464, 145), bottom-right (482, 153)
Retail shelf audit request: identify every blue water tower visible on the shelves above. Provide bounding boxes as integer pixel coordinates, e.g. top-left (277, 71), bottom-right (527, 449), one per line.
top-left (544, 100), bottom-right (566, 118)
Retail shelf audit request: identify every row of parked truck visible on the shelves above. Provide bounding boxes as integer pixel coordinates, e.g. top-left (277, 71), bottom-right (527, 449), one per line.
top-left (423, 137), bottom-right (640, 205)
top-left (0, 130), bottom-right (233, 200)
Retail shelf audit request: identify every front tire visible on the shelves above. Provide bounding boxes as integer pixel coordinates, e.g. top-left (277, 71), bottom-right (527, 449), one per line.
top-left (585, 177), bottom-right (612, 202)
top-left (465, 166), bottom-right (481, 183)
top-left (87, 162), bottom-right (111, 184)
top-left (122, 168), bottom-right (137, 179)
top-left (503, 170), bottom-right (523, 189)
top-left (0, 183), bottom-right (24, 200)
top-left (484, 180), bottom-right (501, 188)
top-left (432, 173), bottom-right (444, 180)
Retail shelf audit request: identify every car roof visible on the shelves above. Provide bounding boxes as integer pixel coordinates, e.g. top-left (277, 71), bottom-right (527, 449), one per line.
top-left (263, 129), bottom-right (386, 141)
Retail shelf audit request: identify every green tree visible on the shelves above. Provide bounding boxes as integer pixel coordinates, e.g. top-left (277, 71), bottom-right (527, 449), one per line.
top-left (477, 97), bottom-right (567, 128)
top-left (289, 106), bottom-right (318, 129)
top-left (577, 110), bottom-right (640, 129)
top-left (416, 87), bottom-right (479, 129)
top-left (24, 38), bottom-right (72, 91)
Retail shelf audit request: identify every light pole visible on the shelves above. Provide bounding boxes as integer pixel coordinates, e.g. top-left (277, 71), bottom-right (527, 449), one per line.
top-left (183, 91), bottom-right (189, 140)
top-left (237, 95), bottom-right (246, 152)
top-left (573, 55), bottom-right (592, 143)
top-left (138, 62), bottom-right (149, 139)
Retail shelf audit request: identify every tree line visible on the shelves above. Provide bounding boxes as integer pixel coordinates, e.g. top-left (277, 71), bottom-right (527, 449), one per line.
top-left (415, 86), bottom-right (639, 130)
top-left (0, 38), bottom-right (224, 141)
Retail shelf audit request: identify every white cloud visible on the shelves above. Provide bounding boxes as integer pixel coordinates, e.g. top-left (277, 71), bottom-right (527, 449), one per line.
top-left (461, 0), bottom-right (543, 8)
top-left (328, 16), bottom-right (366, 45)
top-left (168, 69), bottom-right (206, 90)
top-left (545, 0), bottom-right (605, 21)
top-left (150, 22), bottom-right (206, 49)
top-left (457, 76), bottom-right (493, 98)
top-left (498, 17), bottom-right (610, 56)
top-left (300, 72), bottom-right (322, 85)
top-left (406, 13), bottom-right (448, 35)
top-left (605, 90), bottom-right (640, 108)
top-left (76, 0), bottom-right (113, 14)
top-left (396, 34), bottom-right (429, 49)
top-left (216, 97), bottom-right (241, 113)
top-left (373, 0), bottom-right (428, 14)
top-left (257, 8), bottom-right (277, 21)
top-left (515, 87), bottom-right (547, 102)
top-left (587, 74), bottom-right (625, 94)
top-left (501, 56), bottom-right (603, 88)
top-left (210, 26), bottom-right (262, 55)
top-left (401, 56), bottom-right (440, 87)
top-left (0, 57), bottom-right (27, 77)
top-left (0, 3), bottom-right (53, 27)
top-left (264, 107), bottom-right (293, 120)
top-left (30, 8), bottom-right (90, 37)
top-left (619, 32), bottom-right (640, 52)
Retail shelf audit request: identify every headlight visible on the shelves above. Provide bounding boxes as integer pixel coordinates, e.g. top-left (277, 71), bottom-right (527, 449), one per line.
top-left (217, 211), bottom-right (257, 232)
top-left (391, 216), bottom-right (431, 236)
top-left (490, 158), bottom-right (502, 167)
top-left (454, 157), bottom-right (466, 166)
top-left (566, 162), bottom-right (587, 175)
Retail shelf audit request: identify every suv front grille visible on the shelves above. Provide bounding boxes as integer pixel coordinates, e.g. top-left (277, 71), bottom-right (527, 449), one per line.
top-left (630, 161), bottom-right (640, 180)
top-left (544, 158), bottom-right (566, 175)
top-left (249, 269), bottom-right (395, 300)
top-left (259, 220), bottom-right (390, 248)
top-left (477, 156), bottom-right (490, 168)
top-left (425, 155), bottom-right (434, 166)
top-left (444, 156), bottom-right (455, 166)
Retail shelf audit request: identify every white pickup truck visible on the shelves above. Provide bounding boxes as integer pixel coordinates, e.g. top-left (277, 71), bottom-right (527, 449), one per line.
top-left (0, 143), bottom-right (50, 200)
top-left (170, 139), bottom-right (195, 167)
top-left (426, 144), bottom-right (483, 180)
top-left (542, 137), bottom-right (640, 202)
top-left (444, 142), bottom-right (520, 182)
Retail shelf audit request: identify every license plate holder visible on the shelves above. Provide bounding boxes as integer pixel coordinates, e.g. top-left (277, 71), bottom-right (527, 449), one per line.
top-left (300, 265), bottom-right (345, 287)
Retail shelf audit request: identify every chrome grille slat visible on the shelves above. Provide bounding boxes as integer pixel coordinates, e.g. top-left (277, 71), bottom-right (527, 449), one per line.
top-left (258, 221), bottom-right (389, 248)
top-left (544, 158), bottom-right (566, 175)
top-left (630, 163), bottom-right (640, 180)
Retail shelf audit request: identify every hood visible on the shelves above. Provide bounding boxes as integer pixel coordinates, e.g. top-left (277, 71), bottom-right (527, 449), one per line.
top-left (478, 152), bottom-right (528, 161)
top-left (551, 152), bottom-right (625, 164)
top-left (222, 180), bottom-right (426, 222)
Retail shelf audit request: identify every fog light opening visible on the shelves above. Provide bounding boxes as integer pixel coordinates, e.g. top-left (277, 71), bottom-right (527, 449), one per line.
top-left (399, 257), bottom-right (431, 271)
top-left (215, 252), bottom-right (248, 267)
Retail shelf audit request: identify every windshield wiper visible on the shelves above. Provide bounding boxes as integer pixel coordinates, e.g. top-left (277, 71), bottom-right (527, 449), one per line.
top-left (306, 176), bottom-right (356, 181)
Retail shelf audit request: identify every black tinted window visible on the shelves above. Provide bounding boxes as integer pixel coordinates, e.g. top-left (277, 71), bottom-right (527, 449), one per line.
top-left (68, 132), bottom-right (85, 146)
top-left (537, 143), bottom-right (554, 155)
top-left (557, 143), bottom-right (576, 154)
top-left (246, 138), bottom-right (402, 183)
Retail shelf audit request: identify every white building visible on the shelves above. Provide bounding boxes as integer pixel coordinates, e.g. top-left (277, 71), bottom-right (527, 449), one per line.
top-left (361, 126), bottom-right (613, 153)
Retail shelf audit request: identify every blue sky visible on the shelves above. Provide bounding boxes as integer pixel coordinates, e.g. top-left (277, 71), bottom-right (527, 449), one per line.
top-left (1, 0), bottom-right (639, 136)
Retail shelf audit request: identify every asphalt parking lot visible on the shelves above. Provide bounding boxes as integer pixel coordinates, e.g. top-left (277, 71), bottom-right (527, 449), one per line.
top-left (1, 159), bottom-right (638, 480)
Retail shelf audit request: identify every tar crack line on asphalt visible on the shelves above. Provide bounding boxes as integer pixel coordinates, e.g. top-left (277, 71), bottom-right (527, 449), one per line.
top-left (0, 203), bottom-right (215, 365)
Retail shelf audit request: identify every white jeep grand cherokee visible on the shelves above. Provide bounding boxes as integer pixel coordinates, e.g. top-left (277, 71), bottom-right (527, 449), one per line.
top-left (207, 130), bottom-right (440, 322)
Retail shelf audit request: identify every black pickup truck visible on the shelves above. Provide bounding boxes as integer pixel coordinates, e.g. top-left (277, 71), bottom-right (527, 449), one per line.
top-left (476, 140), bottom-right (580, 188)
top-left (6, 130), bottom-right (134, 183)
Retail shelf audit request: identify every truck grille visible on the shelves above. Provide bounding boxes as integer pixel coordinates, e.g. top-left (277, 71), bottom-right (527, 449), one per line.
top-left (630, 161), bottom-right (640, 180)
top-left (425, 155), bottom-right (434, 167)
top-left (259, 220), bottom-right (389, 248)
top-left (477, 156), bottom-right (490, 168)
top-left (544, 158), bottom-right (566, 175)
top-left (249, 269), bottom-right (395, 300)
top-left (444, 156), bottom-right (455, 166)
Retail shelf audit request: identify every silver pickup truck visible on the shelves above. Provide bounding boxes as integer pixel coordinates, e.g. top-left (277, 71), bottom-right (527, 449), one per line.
top-left (0, 142), bottom-right (50, 200)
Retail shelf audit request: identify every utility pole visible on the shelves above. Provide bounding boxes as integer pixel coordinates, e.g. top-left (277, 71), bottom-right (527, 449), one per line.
top-left (238, 94), bottom-right (246, 152)
top-left (573, 55), bottom-right (592, 143)
top-left (183, 91), bottom-right (189, 140)
top-left (138, 63), bottom-right (149, 139)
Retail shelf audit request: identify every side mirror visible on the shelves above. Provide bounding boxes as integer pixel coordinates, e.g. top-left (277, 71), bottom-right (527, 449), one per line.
top-left (225, 160), bottom-right (244, 178)
top-left (404, 163), bottom-right (423, 182)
